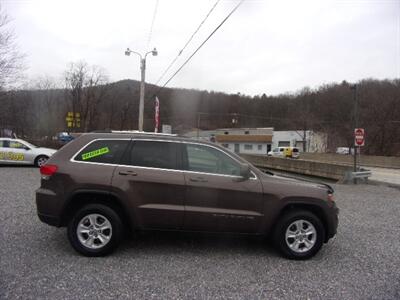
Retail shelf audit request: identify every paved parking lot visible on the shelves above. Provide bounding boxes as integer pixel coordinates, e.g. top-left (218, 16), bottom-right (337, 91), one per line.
top-left (1, 167), bottom-right (399, 299)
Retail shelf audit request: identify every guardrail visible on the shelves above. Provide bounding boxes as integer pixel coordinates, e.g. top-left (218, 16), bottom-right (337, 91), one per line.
top-left (342, 170), bottom-right (372, 183)
top-left (300, 153), bottom-right (400, 169)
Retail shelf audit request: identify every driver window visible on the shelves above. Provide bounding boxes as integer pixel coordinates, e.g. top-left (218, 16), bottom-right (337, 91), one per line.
top-left (186, 144), bottom-right (240, 176)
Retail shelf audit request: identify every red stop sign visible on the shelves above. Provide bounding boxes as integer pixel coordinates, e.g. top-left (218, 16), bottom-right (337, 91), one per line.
top-left (354, 128), bottom-right (365, 146)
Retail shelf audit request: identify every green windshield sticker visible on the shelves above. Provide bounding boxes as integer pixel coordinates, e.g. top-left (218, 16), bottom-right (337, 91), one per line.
top-left (81, 147), bottom-right (110, 160)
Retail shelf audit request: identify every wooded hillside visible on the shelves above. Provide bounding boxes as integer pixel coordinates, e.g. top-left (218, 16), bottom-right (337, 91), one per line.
top-left (1, 76), bottom-right (399, 156)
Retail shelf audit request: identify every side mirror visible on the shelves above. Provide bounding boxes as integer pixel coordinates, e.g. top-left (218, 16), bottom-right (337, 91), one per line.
top-left (23, 146), bottom-right (30, 151)
top-left (238, 163), bottom-right (251, 181)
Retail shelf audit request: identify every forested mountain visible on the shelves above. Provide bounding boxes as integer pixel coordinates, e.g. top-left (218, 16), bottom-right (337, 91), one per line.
top-left (0, 77), bottom-right (399, 156)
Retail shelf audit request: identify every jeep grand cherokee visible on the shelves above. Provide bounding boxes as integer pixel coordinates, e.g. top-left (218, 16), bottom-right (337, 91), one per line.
top-left (36, 132), bottom-right (338, 259)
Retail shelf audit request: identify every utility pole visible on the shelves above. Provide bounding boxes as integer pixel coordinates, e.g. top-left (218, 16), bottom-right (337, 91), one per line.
top-left (231, 113), bottom-right (238, 128)
top-left (197, 113), bottom-right (201, 140)
top-left (351, 84), bottom-right (358, 183)
top-left (125, 47), bottom-right (158, 131)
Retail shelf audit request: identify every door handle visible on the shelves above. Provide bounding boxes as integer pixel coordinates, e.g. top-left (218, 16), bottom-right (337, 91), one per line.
top-left (189, 177), bottom-right (208, 183)
top-left (118, 170), bottom-right (137, 176)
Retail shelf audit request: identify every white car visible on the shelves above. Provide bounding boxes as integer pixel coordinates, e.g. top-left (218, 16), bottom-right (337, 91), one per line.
top-left (268, 147), bottom-right (285, 157)
top-left (336, 147), bottom-right (354, 155)
top-left (267, 147), bottom-right (300, 158)
top-left (0, 138), bottom-right (57, 167)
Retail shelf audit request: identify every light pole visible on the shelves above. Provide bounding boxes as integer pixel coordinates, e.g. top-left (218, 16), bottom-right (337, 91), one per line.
top-left (125, 47), bottom-right (158, 131)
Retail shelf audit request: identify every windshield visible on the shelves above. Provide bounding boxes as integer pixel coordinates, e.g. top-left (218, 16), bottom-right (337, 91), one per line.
top-left (21, 140), bottom-right (38, 148)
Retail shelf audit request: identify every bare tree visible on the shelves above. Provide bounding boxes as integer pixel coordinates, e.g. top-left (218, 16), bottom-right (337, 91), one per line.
top-left (82, 65), bottom-right (108, 131)
top-left (33, 75), bottom-right (61, 138)
top-left (64, 61), bottom-right (86, 126)
top-left (0, 6), bottom-right (25, 89)
top-left (64, 61), bottom-right (109, 132)
top-left (291, 87), bottom-right (316, 152)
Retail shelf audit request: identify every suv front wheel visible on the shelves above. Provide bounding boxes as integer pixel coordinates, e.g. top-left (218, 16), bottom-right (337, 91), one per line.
top-left (273, 210), bottom-right (325, 260)
top-left (34, 155), bottom-right (49, 167)
top-left (67, 204), bottom-right (123, 257)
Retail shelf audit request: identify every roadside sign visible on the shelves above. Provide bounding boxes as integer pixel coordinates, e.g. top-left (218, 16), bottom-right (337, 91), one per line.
top-left (66, 112), bottom-right (81, 128)
top-left (354, 128), bottom-right (365, 146)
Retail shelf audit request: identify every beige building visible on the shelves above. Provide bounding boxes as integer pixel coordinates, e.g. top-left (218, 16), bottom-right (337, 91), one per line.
top-left (184, 128), bottom-right (273, 155)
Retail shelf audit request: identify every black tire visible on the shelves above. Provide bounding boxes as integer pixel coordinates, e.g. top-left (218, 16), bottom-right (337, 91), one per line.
top-left (273, 210), bottom-right (325, 260)
top-left (34, 155), bottom-right (49, 167)
top-left (67, 204), bottom-right (124, 257)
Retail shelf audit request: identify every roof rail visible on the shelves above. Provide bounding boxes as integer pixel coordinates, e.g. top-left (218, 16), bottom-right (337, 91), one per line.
top-left (111, 130), bottom-right (177, 136)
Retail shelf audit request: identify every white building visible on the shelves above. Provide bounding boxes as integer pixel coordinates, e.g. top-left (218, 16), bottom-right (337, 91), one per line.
top-left (272, 130), bottom-right (327, 152)
top-left (184, 128), bottom-right (273, 155)
top-left (184, 128), bottom-right (327, 155)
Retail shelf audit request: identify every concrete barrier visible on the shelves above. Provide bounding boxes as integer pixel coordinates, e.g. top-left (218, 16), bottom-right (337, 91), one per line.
top-left (241, 154), bottom-right (353, 181)
top-left (300, 153), bottom-right (400, 169)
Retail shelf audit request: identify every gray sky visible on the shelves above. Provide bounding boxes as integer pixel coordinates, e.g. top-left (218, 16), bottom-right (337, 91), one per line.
top-left (3, 0), bottom-right (400, 95)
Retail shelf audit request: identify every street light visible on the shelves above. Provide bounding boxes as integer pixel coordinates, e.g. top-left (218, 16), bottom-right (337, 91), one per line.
top-left (125, 47), bottom-right (158, 131)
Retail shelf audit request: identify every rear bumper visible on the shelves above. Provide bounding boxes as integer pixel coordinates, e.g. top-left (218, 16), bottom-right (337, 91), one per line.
top-left (36, 187), bottom-right (62, 227)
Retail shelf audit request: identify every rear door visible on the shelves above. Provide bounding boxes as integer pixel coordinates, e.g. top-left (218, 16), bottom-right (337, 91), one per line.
top-left (71, 139), bottom-right (130, 192)
top-left (112, 140), bottom-right (185, 230)
top-left (182, 143), bottom-right (264, 233)
top-left (0, 140), bottom-right (10, 163)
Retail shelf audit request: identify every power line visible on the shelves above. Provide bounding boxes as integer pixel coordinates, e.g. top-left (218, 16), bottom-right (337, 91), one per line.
top-left (153, 0), bottom-right (245, 98)
top-left (154, 0), bottom-right (221, 86)
top-left (146, 0), bottom-right (160, 50)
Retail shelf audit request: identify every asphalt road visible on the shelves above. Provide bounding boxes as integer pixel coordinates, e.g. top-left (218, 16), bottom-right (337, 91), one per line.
top-left (369, 167), bottom-right (400, 186)
top-left (1, 167), bottom-right (399, 299)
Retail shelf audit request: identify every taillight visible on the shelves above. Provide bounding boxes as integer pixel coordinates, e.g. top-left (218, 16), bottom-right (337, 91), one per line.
top-left (40, 164), bottom-right (58, 178)
top-left (327, 193), bottom-right (334, 202)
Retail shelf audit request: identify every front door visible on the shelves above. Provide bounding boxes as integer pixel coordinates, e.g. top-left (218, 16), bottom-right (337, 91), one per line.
top-left (234, 143), bottom-right (240, 153)
top-left (182, 143), bottom-right (264, 233)
top-left (112, 140), bottom-right (185, 230)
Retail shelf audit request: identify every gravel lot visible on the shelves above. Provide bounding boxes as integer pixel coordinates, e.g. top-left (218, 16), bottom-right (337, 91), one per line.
top-left (1, 167), bottom-right (399, 299)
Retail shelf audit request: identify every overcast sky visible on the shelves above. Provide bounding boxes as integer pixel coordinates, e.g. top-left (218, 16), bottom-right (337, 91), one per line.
top-left (3, 0), bottom-right (400, 95)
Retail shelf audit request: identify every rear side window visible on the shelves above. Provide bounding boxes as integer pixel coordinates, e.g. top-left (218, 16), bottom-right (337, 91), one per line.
top-left (0, 140), bottom-right (10, 147)
top-left (74, 140), bottom-right (129, 164)
top-left (125, 141), bottom-right (178, 170)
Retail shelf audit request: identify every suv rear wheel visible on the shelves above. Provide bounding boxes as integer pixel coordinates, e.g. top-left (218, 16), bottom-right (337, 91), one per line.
top-left (67, 204), bottom-right (123, 257)
top-left (273, 210), bottom-right (325, 260)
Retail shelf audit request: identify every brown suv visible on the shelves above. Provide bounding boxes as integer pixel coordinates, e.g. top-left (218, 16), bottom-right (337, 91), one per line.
top-left (36, 132), bottom-right (338, 259)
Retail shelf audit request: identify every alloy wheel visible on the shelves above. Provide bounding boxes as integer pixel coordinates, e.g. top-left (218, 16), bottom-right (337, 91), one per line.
top-left (285, 219), bottom-right (317, 253)
top-left (76, 214), bottom-right (113, 249)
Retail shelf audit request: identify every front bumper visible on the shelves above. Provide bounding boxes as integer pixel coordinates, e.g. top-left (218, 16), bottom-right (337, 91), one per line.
top-left (326, 202), bottom-right (339, 241)
top-left (38, 212), bottom-right (61, 226)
